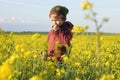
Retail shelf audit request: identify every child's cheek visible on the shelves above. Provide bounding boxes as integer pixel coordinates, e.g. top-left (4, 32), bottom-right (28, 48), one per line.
top-left (52, 22), bottom-right (56, 26)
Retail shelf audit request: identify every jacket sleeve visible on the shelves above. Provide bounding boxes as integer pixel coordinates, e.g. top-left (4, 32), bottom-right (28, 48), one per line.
top-left (57, 21), bottom-right (73, 45)
top-left (61, 31), bottom-right (73, 45)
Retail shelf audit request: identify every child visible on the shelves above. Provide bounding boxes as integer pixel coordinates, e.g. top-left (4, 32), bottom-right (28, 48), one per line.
top-left (47, 5), bottom-right (73, 62)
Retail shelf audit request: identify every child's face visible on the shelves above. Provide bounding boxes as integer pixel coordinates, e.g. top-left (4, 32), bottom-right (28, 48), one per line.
top-left (50, 14), bottom-right (64, 27)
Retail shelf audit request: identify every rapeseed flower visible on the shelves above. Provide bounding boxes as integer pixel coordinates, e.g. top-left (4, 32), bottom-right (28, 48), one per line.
top-left (81, 1), bottom-right (93, 10)
top-left (6, 53), bottom-right (18, 64)
top-left (29, 75), bottom-right (40, 80)
top-left (0, 62), bottom-right (13, 80)
top-left (100, 74), bottom-right (114, 80)
top-left (75, 77), bottom-right (80, 80)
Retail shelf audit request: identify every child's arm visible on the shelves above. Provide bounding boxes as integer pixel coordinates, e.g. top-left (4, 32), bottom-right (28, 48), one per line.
top-left (57, 22), bottom-right (73, 45)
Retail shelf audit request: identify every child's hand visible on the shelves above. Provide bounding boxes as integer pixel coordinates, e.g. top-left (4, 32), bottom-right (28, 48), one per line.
top-left (52, 25), bottom-right (60, 31)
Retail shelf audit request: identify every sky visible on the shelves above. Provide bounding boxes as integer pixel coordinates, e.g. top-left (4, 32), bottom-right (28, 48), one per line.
top-left (0, 0), bottom-right (120, 33)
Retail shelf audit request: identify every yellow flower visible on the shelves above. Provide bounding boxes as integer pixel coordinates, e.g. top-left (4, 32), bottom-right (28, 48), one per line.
top-left (73, 25), bottom-right (80, 31)
top-left (15, 44), bottom-right (26, 52)
top-left (55, 41), bottom-right (62, 47)
top-left (105, 61), bottom-right (110, 67)
top-left (75, 77), bottom-right (80, 80)
top-left (29, 75), bottom-right (40, 80)
top-left (87, 3), bottom-right (93, 9)
top-left (15, 45), bottom-right (21, 51)
top-left (56, 68), bottom-right (60, 73)
top-left (78, 28), bottom-right (84, 32)
top-left (72, 25), bottom-right (89, 33)
top-left (81, 1), bottom-right (88, 10)
top-left (100, 74), bottom-right (114, 80)
top-left (83, 25), bottom-right (89, 30)
top-left (32, 33), bottom-right (41, 40)
top-left (0, 62), bottom-right (13, 80)
top-left (95, 62), bottom-right (99, 67)
top-left (108, 54), bottom-right (113, 58)
top-left (106, 48), bottom-right (110, 52)
top-left (72, 25), bottom-right (83, 33)
top-left (61, 55), bottom-right (68, 63)
top-left (46, 61), bottom-right (54, 66)
top-left (74, 62), bottom-right (80, 67)
top-left (21, 48), bottom-right (25, 52)
top-left (55, 68), bottom-right (65, 76)
top-left (24, 51), bottom-right (31, 56)
top-left (6, 53), bottom-right (18, 64)
top-left (81, 1), bottom-right (93, 10)
top-left (61, 68), bottom-right (65, 74)
top-left (34, 54), bottom-right (37, 58)
top-left (56, 72), bottom-right (61, 77)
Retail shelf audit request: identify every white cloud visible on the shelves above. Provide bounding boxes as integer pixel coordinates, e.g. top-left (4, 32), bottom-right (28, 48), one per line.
top-left (21, 20), bottom-right (25, 23)
top-left (0, 16), bottom-right (20, 23)
top-left (0, 0), bottom-right (41, 8)
top-left (11, 16), bottom-right (16, 21)
top-left (0, 18), bottom-right (4, 23)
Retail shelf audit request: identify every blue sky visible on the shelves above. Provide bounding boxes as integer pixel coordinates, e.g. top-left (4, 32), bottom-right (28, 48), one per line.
top-left (0, 0), bottom-right (120, 33)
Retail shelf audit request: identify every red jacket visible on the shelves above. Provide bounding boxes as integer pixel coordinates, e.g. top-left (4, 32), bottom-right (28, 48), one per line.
top-left (47, 21), bottom-right (73, 60)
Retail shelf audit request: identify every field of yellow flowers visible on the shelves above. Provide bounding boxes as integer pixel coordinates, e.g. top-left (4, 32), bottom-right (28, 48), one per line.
top-left (0, 31), bottom-right (120, 80)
